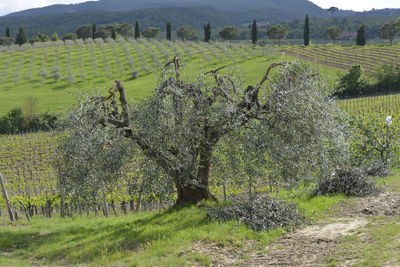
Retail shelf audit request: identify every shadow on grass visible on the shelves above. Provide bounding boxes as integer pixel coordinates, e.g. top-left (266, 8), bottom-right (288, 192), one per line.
top-left (0, 206), bottom-right (209, 264)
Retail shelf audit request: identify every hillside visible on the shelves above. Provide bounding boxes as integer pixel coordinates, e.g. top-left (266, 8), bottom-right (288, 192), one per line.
top-left (0, 7), bottom-right (302, 38)
top-left (5, 0), bottom-right (325, 17)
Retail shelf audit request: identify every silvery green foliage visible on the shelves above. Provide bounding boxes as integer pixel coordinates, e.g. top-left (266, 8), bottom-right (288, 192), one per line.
top-left (55, 97), bottom-right (133, 207)
top-left (207, 194), bottom-right (306, 231)
top-left (213, 64), bottom-right (349, 190)
top-left (57, 61), bottom-right (350, 205)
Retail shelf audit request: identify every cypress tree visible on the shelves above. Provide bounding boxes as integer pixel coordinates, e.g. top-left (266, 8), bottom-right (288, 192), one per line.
top-left (251, 19), bottom-right (258, 44)
top-left (5, 27), bottom-right (10, 38)
top-left (134, 21), bottom-right (141, 39)
top-left (111, 27), bottom-right (116, 40)
top-left (15, 27), bottom-right (28, 45)
top-left (166, 22), bottom-right (172, 41)
top-left (92, 24), bottom-right (96, 39)
top-left (304, 14), bottom-right (310, 46)
top-left (204, 23), bottom-right (211, 42)
top-left (356, 25), bottom-right (366, 46)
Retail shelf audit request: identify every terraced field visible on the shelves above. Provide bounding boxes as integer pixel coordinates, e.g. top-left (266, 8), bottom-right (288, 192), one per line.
top-left (282, 45), bottom-right (400, 74)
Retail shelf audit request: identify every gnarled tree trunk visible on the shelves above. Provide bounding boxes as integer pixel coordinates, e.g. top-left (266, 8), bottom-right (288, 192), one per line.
top-left (175, 146), bottom-right (215, 205)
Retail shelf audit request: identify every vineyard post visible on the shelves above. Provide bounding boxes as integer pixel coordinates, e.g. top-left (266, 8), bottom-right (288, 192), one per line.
top-left (0, 173), bottom-right (16, 223)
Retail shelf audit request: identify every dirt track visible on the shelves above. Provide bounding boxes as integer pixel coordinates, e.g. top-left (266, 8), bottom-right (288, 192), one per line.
top-left (189, 183), bottom-right (400, 266)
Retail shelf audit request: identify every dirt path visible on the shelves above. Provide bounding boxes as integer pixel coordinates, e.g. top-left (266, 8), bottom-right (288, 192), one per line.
top-left (189, 184), bottom-right (400, 266)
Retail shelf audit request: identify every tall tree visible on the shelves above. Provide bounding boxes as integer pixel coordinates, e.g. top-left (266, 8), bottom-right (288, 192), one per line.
top-left (166, 22), bottom-right (172, 41)
top-left (177, 25), bottom-right (196, 41)
top-left (5, 27), bottom-right (10, 38)
top-left (15, 27), bottom-right (28, 45)
top-left (141, 27), bottom-right (160, 38)
top-left (251, 19), bottom-right (258, 44)
top-left (204, 23), bottom-right (211, 42)
top-left (134, 21), bottom-right (141, 39)
top-left (356, 25), bottom-right (366, 46)
top-left (327, 26), bottom-right (342, 44)
top-left (379, 23), bottom-right (399, 45)
top-left (267, 24), bottom-right (289, 46)
top-left (76, 25), bottom-right (93, 39)
top-left (219, 26), bottom-right (239, 41)
top-left (303, 14), bottom-right (310, 46)
top-left (92, 24), bottom-right (97, 39)
top-left (111, 27), bottom-right (117, 40)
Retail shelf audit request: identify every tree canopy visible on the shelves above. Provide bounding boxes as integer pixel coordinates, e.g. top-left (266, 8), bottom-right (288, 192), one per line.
top-left (267, 24), bottom-right (289, 46)
top-left (57, 58), bottom-right (348, 207)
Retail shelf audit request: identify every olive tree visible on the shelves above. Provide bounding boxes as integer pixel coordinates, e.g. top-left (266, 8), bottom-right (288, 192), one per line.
top-left (379, 23), bottom-right (399, 45)
top-left (267, 24), bottom-right (289, 46)
top-left (58, 58), bottom-right (348, 206)
top-left (177, 25), bottom-right (196, 41)
top-left (327, 26), bottom-right (342, 43)
top-left (141, 27), bottom-right (160, 39)
top-left (219, 26), bottom-right (239, 41)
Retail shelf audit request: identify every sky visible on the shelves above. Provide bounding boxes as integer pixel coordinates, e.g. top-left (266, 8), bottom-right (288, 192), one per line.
top-left (309, 0), bottom-right (400, 11)
top-left (0, 0), bottom-right (91, 16)
top-left (0, 0), bottom-right (400, 16)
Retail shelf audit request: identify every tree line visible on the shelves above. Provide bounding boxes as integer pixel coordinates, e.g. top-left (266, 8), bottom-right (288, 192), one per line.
top-left (1, 16), bottom-right (399, 47)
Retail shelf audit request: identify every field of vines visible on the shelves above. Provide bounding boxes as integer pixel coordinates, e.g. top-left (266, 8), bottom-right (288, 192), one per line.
top-left (282, 45), bottom-right (400, 74)
top-left (0, 38), bottom-right (268, 115)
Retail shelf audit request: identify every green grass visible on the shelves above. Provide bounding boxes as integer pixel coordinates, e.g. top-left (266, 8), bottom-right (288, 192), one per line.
top-left (0, 190), bottom-right (345, 267)
top-left (326, 172), bottom-right (400, 267)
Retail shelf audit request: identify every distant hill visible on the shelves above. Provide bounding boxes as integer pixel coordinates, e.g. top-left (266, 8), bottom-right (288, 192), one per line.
top-left (0, 7), bottom-right (310, 38)
top-left (4, 0), bottom-right (325, 17)
top-left (0, 0), bottom-right (398, 39)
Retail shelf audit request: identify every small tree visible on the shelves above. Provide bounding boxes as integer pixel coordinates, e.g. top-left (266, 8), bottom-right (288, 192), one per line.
top-left (37, 32), bottom-right (50, 42)
top-left (251, 19), bottom-right (258, 44)
top-left (15, 27), bottom-right (28, 45)
top-left (303, 14), bottom-right (310, 46)
top-left (5, 27), bottom-right (10, 38)
top-left (76, 25), bottom-right (93, 40)
top-left (379, 23), bottom-right (399, 45)
top-left (0, 37), bottom-right (14, 46)
top-left (141, 27), bottom-right (160, 39)
top-left (204, 23), bottom-right (211, 42)
top-left (61, 33), bottom-right (77, 41)
top-left (336, 65), bottom-right (367, 97)
top-left (51, 33), bottom-right (59, 41)
top-left (327, 26), bottom-right (342, 43)
top-left (267, 24), bottom-right (289, 46)
top-left (134, 21), bottom-right (141, 39)
top-left (219, 26), bottom-right (239, 41)
top-left (94, 28), bottom-right (111, 39)
top-left (166, 22), bottom-right (172, 41)
top-left (356, 25), bottom-right (366, 46)
top-left (177, 25), bottom-right (196, 41)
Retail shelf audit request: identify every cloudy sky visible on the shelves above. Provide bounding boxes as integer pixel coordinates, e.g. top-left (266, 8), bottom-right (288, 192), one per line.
top-left (0, 0), bottom-right (399, 16)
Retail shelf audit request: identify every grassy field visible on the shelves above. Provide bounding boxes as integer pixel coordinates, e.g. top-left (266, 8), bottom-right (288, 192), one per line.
top-left (0, 190), bottom-right (344, 267)
top-left (282, 44), bottom-right (400, 75)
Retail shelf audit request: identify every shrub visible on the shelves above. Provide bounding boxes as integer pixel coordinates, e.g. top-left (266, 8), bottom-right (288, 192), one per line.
top-left (207, 194), bottom-right (306, 231)
top-left (335, 65), bottom-right (367, 97)
top-left (314, 167), bottom-right (379, 197)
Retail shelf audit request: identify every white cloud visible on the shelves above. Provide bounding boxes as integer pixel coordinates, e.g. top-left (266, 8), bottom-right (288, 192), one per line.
top-left (0, 0), bottom-right (92, 16)
top-left (309, 0), bottom-right (400, 11)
